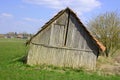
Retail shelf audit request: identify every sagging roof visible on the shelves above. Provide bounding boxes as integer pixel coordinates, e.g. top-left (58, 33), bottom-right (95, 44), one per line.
top-left (27, 7), bottom-right (106, 52)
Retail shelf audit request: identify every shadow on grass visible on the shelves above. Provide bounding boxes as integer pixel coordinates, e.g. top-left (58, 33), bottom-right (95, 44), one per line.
top-left (10, 54), bottom-right (28, 65)
top-left (18, 55), bottom-right (27, 64)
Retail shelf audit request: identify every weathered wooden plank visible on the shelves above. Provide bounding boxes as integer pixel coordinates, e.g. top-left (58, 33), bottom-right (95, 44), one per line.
top-left (49, 12), bottom-right (69, 47)
top-left (55, 12), bottom-right (68, 26)
top-left (65, 13), bottom-right (91, 51)
top-left (49, 24), bottom-right (65, 46)
top-left (27, 43), bottom-right (96, 69)
top-left (32, 25), bottom-right (51, 45)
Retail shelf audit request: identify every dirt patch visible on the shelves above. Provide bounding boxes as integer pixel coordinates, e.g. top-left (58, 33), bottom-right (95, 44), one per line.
top-left (96, 56), bottom-right (120, 75)
top-left (98, 64), bottom-right (120, 75)
top-left (114, 54), bottom-right (120, 63)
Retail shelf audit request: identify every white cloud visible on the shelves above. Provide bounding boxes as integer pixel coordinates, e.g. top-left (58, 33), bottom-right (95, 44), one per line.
top-left (23, 17), bottom-right (41, 22)
top-left (0, 13), bottom-right (13, 18)
top-left (23, 0), bottom-right (101, 15)
top-left (0, 14), bottom-right (43, 33)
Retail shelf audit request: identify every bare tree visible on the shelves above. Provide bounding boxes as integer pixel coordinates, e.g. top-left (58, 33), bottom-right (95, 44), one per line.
top-left (88, 12), bottom-right (120, 57)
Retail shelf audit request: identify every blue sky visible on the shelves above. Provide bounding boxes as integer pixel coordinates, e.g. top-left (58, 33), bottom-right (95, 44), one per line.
top-left (0, 0), bottom-right (120, 34)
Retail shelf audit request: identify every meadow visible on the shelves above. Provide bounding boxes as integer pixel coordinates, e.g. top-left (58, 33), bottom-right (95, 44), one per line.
top-left (0, 38), bottom-right (120, 80)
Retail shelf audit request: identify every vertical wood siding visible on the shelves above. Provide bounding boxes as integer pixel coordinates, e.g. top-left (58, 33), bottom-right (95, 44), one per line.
top-left (27, 43), bottom-right (96, 69)
top-left (50, 24), bottom-right (65, 46)
top-left (32, 25), bottom-right (51, 45)
top-left (27, 10), bottom-right (98, 69)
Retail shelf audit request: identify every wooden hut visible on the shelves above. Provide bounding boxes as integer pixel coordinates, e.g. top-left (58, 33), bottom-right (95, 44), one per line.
top-left (26, 8), bottom-right (105, 69)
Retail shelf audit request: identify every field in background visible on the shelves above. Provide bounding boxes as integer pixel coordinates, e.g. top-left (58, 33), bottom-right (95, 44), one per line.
top-left (0, 38), bottom-right (120, 80)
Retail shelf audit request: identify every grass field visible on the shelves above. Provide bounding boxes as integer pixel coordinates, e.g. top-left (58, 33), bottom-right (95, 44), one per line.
top-left (0, 38), bottom-right (120, 80)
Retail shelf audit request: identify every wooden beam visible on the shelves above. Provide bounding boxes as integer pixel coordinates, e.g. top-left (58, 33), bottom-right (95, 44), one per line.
top-left (64, 10), bottom-right (70, 46)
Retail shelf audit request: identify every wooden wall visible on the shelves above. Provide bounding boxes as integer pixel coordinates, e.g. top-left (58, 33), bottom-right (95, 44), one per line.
top-left (27, 10), bottom-right (99, 69)
top-left (32, 25), bottom-right (51, 45)
top-left (66, 13), bottom-right (99, 56)
top-left (27, 43), bottom-right (96, 69)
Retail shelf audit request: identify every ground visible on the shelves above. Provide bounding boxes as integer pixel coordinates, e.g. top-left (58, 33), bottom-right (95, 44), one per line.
top-left (97, 54), bottom-right (120, 75)
top-left (0, 38), bottom-right (120, 80)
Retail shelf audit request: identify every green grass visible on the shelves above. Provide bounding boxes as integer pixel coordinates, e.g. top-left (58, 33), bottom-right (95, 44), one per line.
top-left (0, 38), bottom-right (120, 80)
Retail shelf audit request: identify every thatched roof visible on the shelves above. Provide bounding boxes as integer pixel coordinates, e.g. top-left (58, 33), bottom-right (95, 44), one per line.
top-left (27, 7), bottom-right (106, 52)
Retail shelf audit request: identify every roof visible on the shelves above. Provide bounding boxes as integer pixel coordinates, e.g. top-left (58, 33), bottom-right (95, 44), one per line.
top-left (93, 38), bottom-right (106, 52)
top-left (27, 7), bottom-right (106, 52)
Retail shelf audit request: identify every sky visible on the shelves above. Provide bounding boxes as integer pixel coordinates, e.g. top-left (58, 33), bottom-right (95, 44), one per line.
top-left (0, 0), bottom-right (120, 34)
